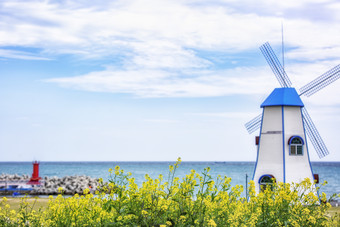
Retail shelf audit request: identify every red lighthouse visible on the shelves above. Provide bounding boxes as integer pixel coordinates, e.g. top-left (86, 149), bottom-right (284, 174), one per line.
top-left (28, 161), bottom-right (42, 185)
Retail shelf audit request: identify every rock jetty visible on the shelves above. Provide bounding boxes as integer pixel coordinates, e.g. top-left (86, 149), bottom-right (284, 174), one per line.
top-left (0, 174), bottom-right (100, 195)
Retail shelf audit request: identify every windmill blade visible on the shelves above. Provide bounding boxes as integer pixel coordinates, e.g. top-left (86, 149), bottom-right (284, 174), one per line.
top-left (299, 64), bottom-right (340, 97)
top-left (260, 42), bottom-right (292, 88)
top-left (245, 114), bottom-right (262, 134)
top-left (301, 107), bottom-right (329, 158)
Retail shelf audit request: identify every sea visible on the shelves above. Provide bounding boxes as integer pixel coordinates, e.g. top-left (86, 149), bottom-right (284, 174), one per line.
top-left (0, 162), bottom-right (339, 200)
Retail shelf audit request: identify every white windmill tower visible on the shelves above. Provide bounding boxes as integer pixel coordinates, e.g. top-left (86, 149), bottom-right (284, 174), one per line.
top-left (245, 42), bottom-right (340, 192)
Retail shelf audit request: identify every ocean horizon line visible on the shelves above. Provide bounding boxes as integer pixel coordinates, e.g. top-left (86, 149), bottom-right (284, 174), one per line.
top-left (0, 161), bottom-right (339, 163)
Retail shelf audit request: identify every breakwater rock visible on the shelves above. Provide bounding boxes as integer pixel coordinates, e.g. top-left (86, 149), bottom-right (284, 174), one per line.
top-left (0, 174), bottom-right (100, 195)
top-left (0, 173), bottom-right (31, 182)
top-left (35, 175), bottom-right (100, 195)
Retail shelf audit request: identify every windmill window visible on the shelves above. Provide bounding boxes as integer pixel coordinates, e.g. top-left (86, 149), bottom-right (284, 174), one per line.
top-left (288, 136), bottom-right (304, 156)
top-left (259, 175), bottom-right (275, 191)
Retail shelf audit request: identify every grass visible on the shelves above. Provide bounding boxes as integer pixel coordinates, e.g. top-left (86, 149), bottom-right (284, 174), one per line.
top-left (327, 206), bottom-right (340, 220)
top-left (1, 197), bottom-right (49, 211)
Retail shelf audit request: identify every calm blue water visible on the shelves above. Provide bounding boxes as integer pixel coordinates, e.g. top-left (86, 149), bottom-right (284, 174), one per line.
top-left (0, 162), bottom-right (339, 199)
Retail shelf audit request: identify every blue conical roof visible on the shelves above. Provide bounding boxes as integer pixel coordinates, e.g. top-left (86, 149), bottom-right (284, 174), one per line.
top-left (261, 88), bottom-right (304, 107)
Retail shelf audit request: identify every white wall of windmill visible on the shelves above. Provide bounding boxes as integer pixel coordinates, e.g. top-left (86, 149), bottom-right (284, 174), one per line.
top-left (254, 106), bottom-right (284, 193)
top-left (283, 106), bottom-right (314, 184)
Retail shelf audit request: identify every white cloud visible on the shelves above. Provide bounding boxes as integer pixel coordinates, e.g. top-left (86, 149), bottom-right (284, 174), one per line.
top-left (129, 40), bottom-right (212, 69)
top-left (144, 119), bottom-right (179, 123)
top-left (45, 66), bottom-right (279, 97)
top-left (287, 46), bottom-right (340, 61)
top-left (1, 0), bottom-right (340, 163)
top-left (1, 0), bottom-right (338, 59)
top-left (187, 111), bottom-right (260, 119)
top-left (1, 0), bottom-right (339, 99)
top-left (0, 49), bottom-right (51, 60)
top-left (45, 58), bottom-right (340, 102)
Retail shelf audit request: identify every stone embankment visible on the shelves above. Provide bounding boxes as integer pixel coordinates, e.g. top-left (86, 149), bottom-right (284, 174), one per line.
top-left (0, 174), bottom-right (100, 195)
top-left (0, 173), bottom-right (31, 181)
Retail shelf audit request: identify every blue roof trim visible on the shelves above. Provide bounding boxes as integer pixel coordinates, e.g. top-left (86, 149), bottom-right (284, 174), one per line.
top-left (261, 88), bottom-right (304, 107)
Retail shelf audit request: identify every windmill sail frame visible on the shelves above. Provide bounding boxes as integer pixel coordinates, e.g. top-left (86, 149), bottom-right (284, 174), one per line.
top-left (299, 64), bottom-right (340, 97)
top-left (260, 42), bottom-right (292, 88)
top-left (301, 107), bottom-right (329, 158)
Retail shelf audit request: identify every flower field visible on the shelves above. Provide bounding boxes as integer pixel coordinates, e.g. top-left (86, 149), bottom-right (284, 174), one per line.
top-left (0, 158), bottom-right (339, 226)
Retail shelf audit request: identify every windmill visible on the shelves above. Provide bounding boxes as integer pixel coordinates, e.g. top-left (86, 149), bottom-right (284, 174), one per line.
top-left (245, 42), bottom-right (340, 192)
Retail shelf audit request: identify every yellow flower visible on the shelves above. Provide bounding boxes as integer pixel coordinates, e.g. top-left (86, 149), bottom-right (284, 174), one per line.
top-left (83, 188), bottom-right (90, 194)
top-left (161, 204), bottom-right (168, 211)
top-left (175, 157), bottom-right (182, 167)
top-left (0, 160), bottom-right (334, 227)
top-left (308, 216), bottom-right (316, 224)
top-left (179, 215), bottom-right (186, 223)
top-left (208, 219), bottom-right (217, 227)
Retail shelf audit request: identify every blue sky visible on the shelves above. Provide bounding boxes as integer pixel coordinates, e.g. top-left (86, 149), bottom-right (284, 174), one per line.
top-left (0, 0), bottom-right (339, 161)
